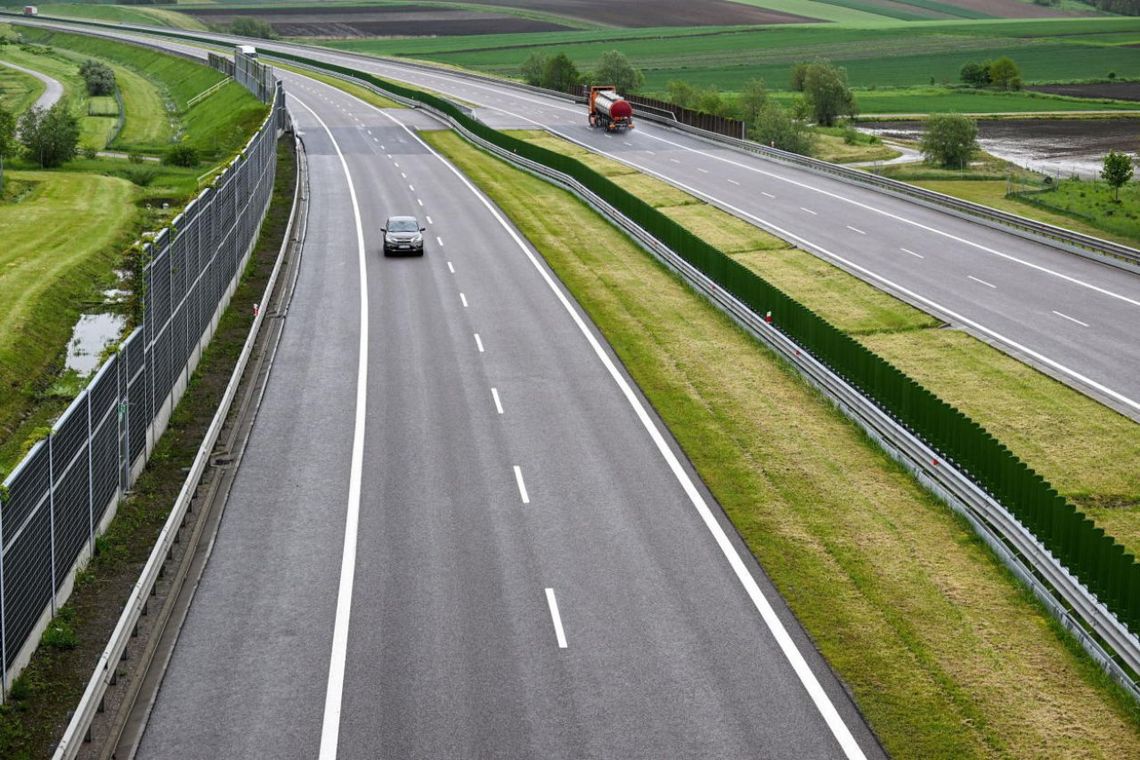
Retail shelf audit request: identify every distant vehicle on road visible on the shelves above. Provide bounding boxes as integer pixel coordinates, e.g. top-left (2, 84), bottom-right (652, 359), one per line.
top-left (236, 44), bottom-right (258, 58)
top-left (588, 85), bottom-right (634, 132)
top-left (382, 216), bottom-right (426, 256)
top-left (23, 5), bottom-right (38, 16)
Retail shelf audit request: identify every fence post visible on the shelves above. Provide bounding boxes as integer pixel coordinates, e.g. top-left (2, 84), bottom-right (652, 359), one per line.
top-left (48, 434), bottom-right (56, 614)
top-left (87, 391), bottom-right (94, 556)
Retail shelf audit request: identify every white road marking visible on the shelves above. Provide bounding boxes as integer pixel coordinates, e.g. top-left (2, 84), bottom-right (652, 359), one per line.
top-left (401, 171), bottom-right (407, 178)
top-left (968, 275), bottom-right (996, 289)
top-left (417, 198), bottom-right (424, 207)
top-left (900, 247), bottom-right (924, 259)
top-left (669, 158), bottom-right (681, 164)
top-left (426, 215), bottom-right (433, 224)
top-left (623, 141), bottom-right (632, 146)
top-left (436, 236), bottom-right (444, 246)
top-left (386, 112), bottom-right (873, 756)
top-left (728, 179), bottom-right (741, 186)
top-left (645, 150), bottom-right (656, 155)
top-left (800, 207), bottom-right (817, 215)
top-left (761, 191), bottom-right (774, 198)
top-left (846, 225), bottom-right (866, 235)
top-left (545, 588), bottom-right (567, 648)
top-left (491, 387), bottom-right (504, 414)
top-left (474, 333), bottom-right (484, 352)
top-left (460, 292), bottom-right (468, 308)
top-left (293, 96), bottom-right (369, 760)
top-left (513, 465), bottom-right (530, 504)
top-left (386, 153), bottom-right (392, 159)
top-left (409, 184), bottom-right (415, 191)
top-left (1053, 310), bottom-right (1090, 327)
top-left (447, 261), bottom-right (455, 273)
top-left (698, 168), bottom-right (709, 173)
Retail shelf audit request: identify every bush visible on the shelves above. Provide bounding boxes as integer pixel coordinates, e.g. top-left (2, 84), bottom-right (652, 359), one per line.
top-left (79, 58), bottom-right (115, 96)
top-left (751, 101), bottom-right (814, 155)
top-left (987, 56), bottom-right (1021, 91)
top-left (18, 104), bottom-right (79, 168)
top-left (960, 62), bottom-right (990, 88)
top-left (81, 146), bottom-right (98, 160)
top-left (920, 113), bottom-right (977, 169)
top-left (842, 126), bottom-right (858, 145)
top-left (164, 144), bottom-right (199, 167)
top-left (120, 165), bottom-right (158, 186)
top-left (520, 51), bottom-right (547, 87)
top-left (228, 17), bottom-right (278, 40)
top-left (541, 53), bottom-right (581, 93)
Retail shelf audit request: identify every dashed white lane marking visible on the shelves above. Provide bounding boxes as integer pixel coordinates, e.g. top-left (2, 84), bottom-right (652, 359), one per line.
top-left (1053, 310), bottom-right (1090, 327)
top-left (728, 179), bottom-right (741, 186)
top-left (645, 150), bottom-right (656, 155)
top-left (761, 191), bottom-right (774, 198)
top-left (968, 275), bottom-right (996, 289)
top-left (474, 333), bottom-right (484, 352)
top-left (460, 292), bottom-right (468, 308)
top-left (545, 588), bottom-right (567, 648)
top-left (426, 215), bottom-right (433, 224)
top-left (900, 247), bottom-right (924, 259)
top-left (436, 236), bottom-right (444, 246)
top-left (386, 153), bottom-right (392, 159)
top-left (491, 387), bottom-right (504, 414)
top-left (669, 158), bottom-right (681, 164)
top-left (847, 225), bottom-right (866, 235)
top-left (417, 198), bottom-right (424, 207)
top-left (447, 261), bottom-right (455, 274)
top-left (623, 141), bottom-right (632, 146)
top-left (698, 167), bottom-right (709, 173)
top-left (514, 465), bottom-right (530, 504)
top-left (292, 95), bottom-right (368, 760)
top-left (409, 184), bottom-right (415, 192)
top-left (401, 171), bottom-right (407, 178)
top-left (800, 207), bottom-right (817, 215)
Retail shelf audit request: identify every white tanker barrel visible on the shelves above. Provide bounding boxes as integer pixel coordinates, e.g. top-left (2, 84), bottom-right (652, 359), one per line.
top-left (594, 90), bottom-right (633, 121)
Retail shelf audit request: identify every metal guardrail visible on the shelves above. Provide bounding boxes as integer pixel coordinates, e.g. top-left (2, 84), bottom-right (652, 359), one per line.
top-left (277, 62), bottom-right (1140, 699)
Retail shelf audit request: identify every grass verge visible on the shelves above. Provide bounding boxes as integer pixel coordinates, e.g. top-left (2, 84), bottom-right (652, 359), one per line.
top-left (0, 61), bottom-right (41, 113)
top-left (276, 62), bottom-right (404, 110)
top-left (0, 137), bottom-right (296, 760)
top-left (423, 127), bottom-right (1140, 757)
top-left (0, 170), bottom-right (136, 471)
top-left (513, 128), bottom-right (1140, 559)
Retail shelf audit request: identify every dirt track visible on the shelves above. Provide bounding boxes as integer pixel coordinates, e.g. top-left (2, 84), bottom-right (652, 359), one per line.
top-left (1031, 82), bottom-right (1140, 102)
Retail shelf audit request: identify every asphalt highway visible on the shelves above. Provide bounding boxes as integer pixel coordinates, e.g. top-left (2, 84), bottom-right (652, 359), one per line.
top-left (117, 64), bottom-right (884, 759)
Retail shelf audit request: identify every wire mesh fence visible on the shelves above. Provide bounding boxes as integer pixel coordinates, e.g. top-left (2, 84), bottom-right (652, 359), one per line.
top-left (0, 56), bottom-right (286, 694)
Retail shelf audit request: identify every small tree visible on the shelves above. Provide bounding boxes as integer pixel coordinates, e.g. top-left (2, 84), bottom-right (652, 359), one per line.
top-left (1102, 150), bottom-right (1134, 201)
top-left (987, 57), bottom-right (1021, 91)
top-left (0, 105), bottom-right (16, 190)
top-left (790, 62), bottom-right (811, 92)
top-left (959, 62), bottom-right (990, 88)
top-left (541, 53), bottom-right (581, 94)
top-left (801, 61), bottom-right (857, 126)
top-left (79, 59), bottom-right (116, 96)
top-left (19, 104), bottom-right (80, 168)
top-left (666, 80), bottom-right (699, 108)
top-left (695, 86), bottom-right (730, 117)
top-left (920, 113), bottom-right (977, 169)
top-left (751, 102), bottom-right (814, 155)
top-left (737, 78), bottom-right (768, 126)
top-left (592, 50), bottom-right (643, 94)
top-left (520, 51), bottom-right (548, 87)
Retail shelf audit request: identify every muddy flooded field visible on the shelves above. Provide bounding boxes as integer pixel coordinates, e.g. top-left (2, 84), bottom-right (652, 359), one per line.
top-left (1030, 82), bottom-right (1140, 102)
top-left (860, 117), bottom-right (1140, 179)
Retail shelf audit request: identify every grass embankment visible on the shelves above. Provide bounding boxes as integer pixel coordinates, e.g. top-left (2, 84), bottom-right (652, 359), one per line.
top-left (276, 62), bottom-right (403, 110)
top-left (18, 27), bottom-right (267, 159)
top-left (0, 60), bottom-right (41, 112)
top-left (0, 137), bottom-right (296, 760)
top-left (0, 171), bottom-right (136, 471)
top-left (811, 125), bottom-right (901, 163)
top-left (423, 128), bottom-right (1140, 757)
top-left (509, 128), bottom-right (1140, 556)
top-left (876, 157), bottom-right (1140, 248)
top-left (34, 3), bottom-right (208, 31)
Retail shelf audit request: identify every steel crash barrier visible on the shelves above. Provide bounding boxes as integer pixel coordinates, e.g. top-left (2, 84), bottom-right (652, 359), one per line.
top-left (267, 52), bottom-right (1140, 679)
top-left (0, 55), bottom-right (286, 695)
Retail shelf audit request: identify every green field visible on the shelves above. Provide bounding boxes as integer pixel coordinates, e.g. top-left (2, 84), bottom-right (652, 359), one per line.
top-left (319, 16), bottom-right (1140, 112)
top-left (33, 3), bottom-right (208, 31)
top-left (0, 60), bottom-right (41, 113)
top-left (423, 126), bottom-right (1140, 758)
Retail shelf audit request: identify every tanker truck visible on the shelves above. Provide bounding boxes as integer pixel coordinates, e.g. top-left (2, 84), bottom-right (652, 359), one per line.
top-left (588, 85), bottom-right (634, 132)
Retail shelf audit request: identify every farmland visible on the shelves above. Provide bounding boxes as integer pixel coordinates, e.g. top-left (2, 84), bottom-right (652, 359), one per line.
top-left (31, 4), bottom-right (208, 31)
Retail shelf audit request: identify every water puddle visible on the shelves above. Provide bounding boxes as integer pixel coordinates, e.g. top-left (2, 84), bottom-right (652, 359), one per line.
top-left (65, 313), bottom-right (127, 376)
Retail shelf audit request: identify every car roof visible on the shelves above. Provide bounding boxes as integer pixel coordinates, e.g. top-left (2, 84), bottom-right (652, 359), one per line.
top-left (386, 215), bottom-right (418, 223)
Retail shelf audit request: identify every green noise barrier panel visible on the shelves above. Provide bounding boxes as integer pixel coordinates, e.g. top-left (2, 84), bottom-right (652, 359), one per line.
top-left (274, 51), bottom-right (1140, 639)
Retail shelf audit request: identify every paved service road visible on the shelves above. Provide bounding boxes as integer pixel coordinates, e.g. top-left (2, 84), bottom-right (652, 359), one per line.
top-left (124, 64), bottom-right (884, 759)
top-left (0, 59), bottom-right (63, 110)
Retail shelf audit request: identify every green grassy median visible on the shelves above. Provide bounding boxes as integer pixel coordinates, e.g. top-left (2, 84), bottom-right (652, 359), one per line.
top-left (422, 127), bottom-right (1140, 758)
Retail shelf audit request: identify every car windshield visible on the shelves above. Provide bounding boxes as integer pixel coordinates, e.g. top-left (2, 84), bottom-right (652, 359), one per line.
top-left (388, 218), bottom-right (418, 232)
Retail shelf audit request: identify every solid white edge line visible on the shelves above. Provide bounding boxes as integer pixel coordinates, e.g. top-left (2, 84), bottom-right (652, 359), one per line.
top-left (369, 109), bottom-right (868, 759)
top-left (491, 387), bottom-right (504, 414)
top-left (293, 95), bottom-right (369, 760)
top-left (545, 588), bottom-right (567, 648)
top-left (968, 275), bottom-right (996, 289)
top-left (1053, 310), bottom-right (1090, 327)
top-left (513, 465), bottom-right (530, 504)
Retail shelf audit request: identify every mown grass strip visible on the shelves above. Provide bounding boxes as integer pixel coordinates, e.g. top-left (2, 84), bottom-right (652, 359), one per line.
top-left (423, 127), bottom-right (1140, 758)
top-left (0, 61), bottom-right (41, 113)
top-left (514, 128), bottom-right (1140, 559)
